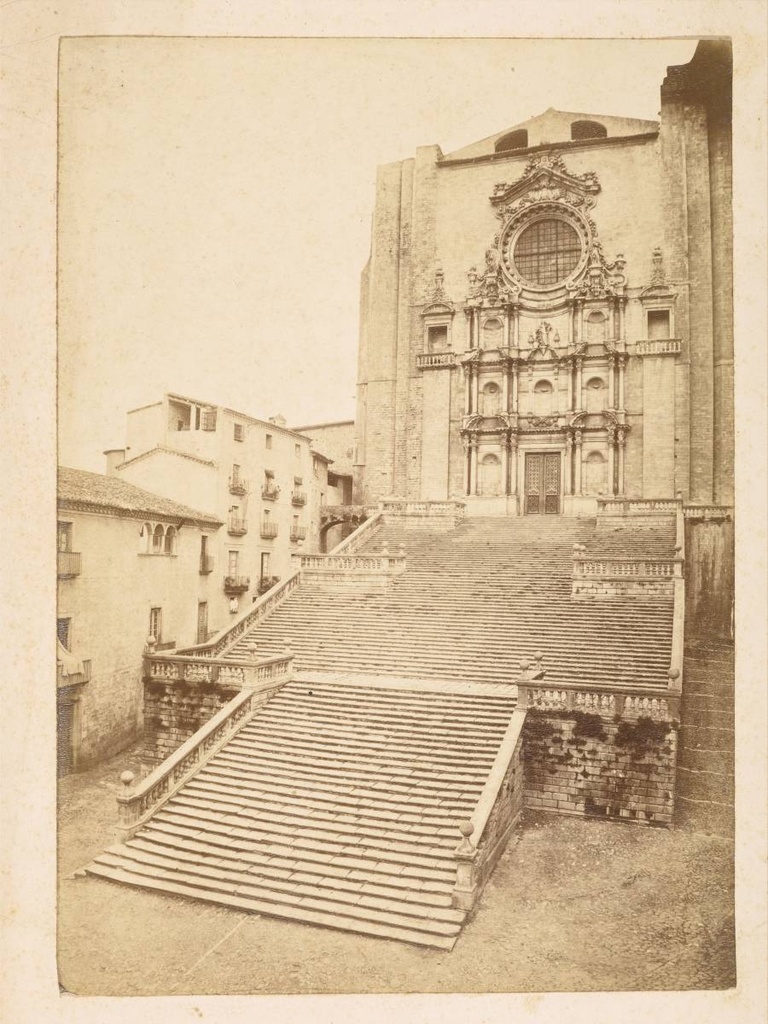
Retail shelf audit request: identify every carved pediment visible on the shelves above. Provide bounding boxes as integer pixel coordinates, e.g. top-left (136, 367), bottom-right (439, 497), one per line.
top-left (491, 153), bottom-right (601, 221)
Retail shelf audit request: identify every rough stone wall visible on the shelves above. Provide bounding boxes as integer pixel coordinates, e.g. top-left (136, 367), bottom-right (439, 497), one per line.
top-left (142, 680), bottom-right (240, 763)
top-left (685, 517), bottom-right (734, 639)
top-left (523, 711), bottom-right (678, 824)
top-left (573, 577), bottom-right (674, 597)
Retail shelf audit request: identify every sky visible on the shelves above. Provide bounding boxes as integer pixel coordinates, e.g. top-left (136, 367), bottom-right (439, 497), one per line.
top-left (57, 36), bottom-right (698, 472)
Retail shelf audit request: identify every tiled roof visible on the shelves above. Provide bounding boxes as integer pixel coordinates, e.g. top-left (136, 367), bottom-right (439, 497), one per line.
top-left (57, 467), bottom-right (222, 527)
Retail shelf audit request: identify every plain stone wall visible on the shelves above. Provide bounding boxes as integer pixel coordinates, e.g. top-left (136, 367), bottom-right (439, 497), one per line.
top-left (142, 680), bottom-right (241, 763)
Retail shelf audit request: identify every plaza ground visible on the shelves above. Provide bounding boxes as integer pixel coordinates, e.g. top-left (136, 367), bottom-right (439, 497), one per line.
top-left (57, 742), bottom-right (735, 996)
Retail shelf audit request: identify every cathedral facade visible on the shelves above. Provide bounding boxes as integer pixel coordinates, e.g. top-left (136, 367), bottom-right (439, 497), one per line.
top-left (353, 41), bottom-right (733, 516)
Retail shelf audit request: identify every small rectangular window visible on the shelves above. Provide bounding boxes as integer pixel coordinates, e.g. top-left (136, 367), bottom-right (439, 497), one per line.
top-left (294, 443), bottom-right (301, 458)
top-left (57, 617), bottom-right (71, 650)
top-left (194, 406), bottom-right (201, 430)
top-left (233, 423), bottom-right (244, 441)
top-left (149, 607), bottom-right (162, 644)
top-left (265, 434), bottom-right (273, 449)
top-left (228, 550), bottom-right (239, 575)
top-left (647, 309), bottom-right (671, 340)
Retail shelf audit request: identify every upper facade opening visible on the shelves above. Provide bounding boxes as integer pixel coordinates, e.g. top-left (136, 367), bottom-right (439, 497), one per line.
top-left (570, 120), bottom-right (607, 140)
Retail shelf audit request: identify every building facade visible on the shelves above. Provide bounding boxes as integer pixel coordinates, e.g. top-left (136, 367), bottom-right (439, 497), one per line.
top-left (353, 41), bottom-right (733, 516)
top-left (57, 467), bottom-right (222, 772)
top-left (112, 392), bottom-right (326, 631)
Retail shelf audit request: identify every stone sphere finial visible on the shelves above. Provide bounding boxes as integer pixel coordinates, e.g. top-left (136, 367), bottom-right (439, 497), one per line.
top-left (247, 642), bottom-right (258, 661)
top-left (120, 770), bottom-right (135, 789)
top-left (520, 658), bottom-right (530, 671)
top-left (459, 820), bottom-right (474, 839)
top-left (381, 542), bottom-right (389, 555)
top-left (668, 668), bottom-right (680, 681)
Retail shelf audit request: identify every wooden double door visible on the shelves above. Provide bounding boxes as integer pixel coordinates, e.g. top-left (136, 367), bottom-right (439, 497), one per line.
top-left (524, 452), bottom-right (561, 515)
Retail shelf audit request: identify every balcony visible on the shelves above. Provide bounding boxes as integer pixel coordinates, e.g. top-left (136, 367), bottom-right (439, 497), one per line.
top-left (227, 517), bottom-right (248, 536)
top-left (260, 521), bottom-right (278, 540)
top-left (261, 483), bottom-right (280, 501)
top-left (199, 555), bottom-right (215, 574)
top-left (57, 551), bottom-right (82, 578)
top-left (228, 476), bottom-right (248, 496)
top-left (291, 490), bottom-right (307, 506)
top-left (223, 575), bottom-right (250, 594)
top-left (290, 526), bottom-right (307, 542)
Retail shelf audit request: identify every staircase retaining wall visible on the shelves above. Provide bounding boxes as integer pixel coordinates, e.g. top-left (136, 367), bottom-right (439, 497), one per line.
top-left (522, 712), bottom-right (678, 824)
top-left (142, 680), bottom-right (240, 763)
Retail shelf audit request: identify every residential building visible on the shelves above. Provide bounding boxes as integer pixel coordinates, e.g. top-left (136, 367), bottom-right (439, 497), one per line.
top-left (111, 393), bottom-right (322, 631)
top-left (56, 467), bottom-right (222, 773)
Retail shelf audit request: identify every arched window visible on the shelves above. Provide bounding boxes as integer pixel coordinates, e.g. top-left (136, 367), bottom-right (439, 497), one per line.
top-left (533, 379), bottom-right (554, 417)
top-left (495, 129), bottom-right (528, 153)
top-left (570, 120), bottom-right (607, 141)
top-left (481, 380), bottom-right (501, 416)
top-left (140, 522), bottom-right (152, 554)
top-left (152, 524), bottom-right (164, 554)
top-left (480, 452), bottom-right (502, 497)
top-left (586, 377), bottom-right (606, 413)
top-left (586, 309), bottom-right (607, 344)
top-left (164, 526), bottom-right (176, 555)
top-left (585, 450), bottom-right (607, 495)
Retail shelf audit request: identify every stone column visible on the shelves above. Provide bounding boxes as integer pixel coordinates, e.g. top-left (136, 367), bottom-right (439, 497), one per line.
top-left (607, 353), bottom-right (616, 409)
top-left (564, 434), bottom-right (573, 495)
top-left (511, 361), bottom-right (519, 414)
top-left (618, 354), bottom-right (627, 410)
top-left (472, 362), bottom-right (480, 414)
top-left (574, 430), bottom-right (583, 495)
top-left (620, 297), bottom-right (628, 342)
top-left (502, 359), bottom-right (510, 413)
top-left (464, 439), bottom-right (471, 495)
top-left (465, 307), bottom-right (474, 350)
top-left (509, 436), bottom-right (519, 504)
top-left (607, 430), bottom-right (616, 496)
top-left (501, 436), bottom-right (509, 496)
top-left (474, 309), bottom-right (481, 351)
top-left (617, 428), bottom-right (626, 495)
top-left (464, 366), bottom-right (472, 415)
top-left (471, 439), bottom-right (479, 495)
top-left (575, 357), bottom-right (583, 411)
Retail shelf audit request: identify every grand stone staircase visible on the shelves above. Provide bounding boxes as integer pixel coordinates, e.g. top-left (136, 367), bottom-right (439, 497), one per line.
top-left (224, 516), bottom-right (675, 690)
top-left (86, 676), bottom-right (516, 948)
top-left (85, 513), bottom-right (677, 947)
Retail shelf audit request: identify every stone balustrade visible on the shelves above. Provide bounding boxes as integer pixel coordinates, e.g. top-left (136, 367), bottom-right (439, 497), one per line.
top-left (596, 497), bottom-right (681, 516)
top-left (516, 680), bottom-right (680, 721)
top-left (634, 339), bottom-right (682, 356)
top-left (144, 648), bottom-right (294, 689)
top-left (117, 687), bottom-right (264, 835)
top-left (571, 544), bottom-right (681, 597)
top-left (291, 548), bottom-right (406, 582)
top-left (328, 511), bottom-right (383, 554)
top-left (452, 710), bottom-right (526, 911)
top-left (416, 351), bottom-right (457, 369)
top-left (683, 503), bottom-right (734, 522)
top-left (177, 570), bottom-right (302, 658)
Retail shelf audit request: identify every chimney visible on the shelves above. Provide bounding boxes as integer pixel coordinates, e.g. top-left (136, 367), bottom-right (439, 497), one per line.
top-left (270, 414), bottom-right (287, 428)
top-left (104, 449), bottom-right (126, 476)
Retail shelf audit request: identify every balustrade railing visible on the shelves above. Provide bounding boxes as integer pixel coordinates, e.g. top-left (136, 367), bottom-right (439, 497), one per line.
top-left (452, 710), bottom-right (526, 911)
top-left (57, 550), bottom-right (82, 577)
top-left (682, 503), bottom-right (734, 521)
top-left (572, 553), bottom-right (679, 578)
top-left (291, 550), bottom-right (406, 576)
top-left (635, 339), bottom-right (682, 356)
top-left (516, 680), bottom-right (680, 721)
top-left (329, 510), bottom-right (382, 554)
top-left (379, 499), bottom-right (465, 520)
top-left (117, 687), bottom-right (264, 835)
top-left (416, 352), bottom-right (456, 369)
top-left (144, 649), bottom-right (293, 689)
top-left (596, 497), bottom-right (681, 516)
top-left (177, 570), bottom-right (302, 657)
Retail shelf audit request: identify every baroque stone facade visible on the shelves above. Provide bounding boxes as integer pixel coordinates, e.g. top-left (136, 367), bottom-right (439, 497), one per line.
top-left (354, 41), bottom-right (732, 516)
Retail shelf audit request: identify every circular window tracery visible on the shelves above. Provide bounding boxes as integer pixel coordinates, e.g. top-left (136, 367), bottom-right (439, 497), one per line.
top-left (513, 219), bottom-right (582, 287)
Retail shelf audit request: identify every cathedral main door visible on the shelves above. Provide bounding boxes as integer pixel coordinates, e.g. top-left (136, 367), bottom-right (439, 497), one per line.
top-left (524, 452), bottom-right (561, 514)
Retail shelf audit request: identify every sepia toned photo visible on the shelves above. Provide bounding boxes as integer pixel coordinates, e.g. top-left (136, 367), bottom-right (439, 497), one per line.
top-left (50, 34), bottom-right (742, 1000)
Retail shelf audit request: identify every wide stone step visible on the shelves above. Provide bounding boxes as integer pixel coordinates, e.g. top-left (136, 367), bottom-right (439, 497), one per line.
top-left (86, 861), bottom-right (460, 949)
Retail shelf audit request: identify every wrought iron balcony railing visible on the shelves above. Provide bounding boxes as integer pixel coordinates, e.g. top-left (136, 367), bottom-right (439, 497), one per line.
top-left (227, 517), bottom-right (247, 536)
top-left (57, 551), bottom-right (82, 578)
top-left (290, 526), bottom-right (307, 542)
top-left (223, 575), bottom-right (250, 594)
top-left (291, 490), bottom-right (307, 506)
top-left (228, 476), bottom-right (248, 495)
top-left (261, 484), bottom-right (280, 501)
top-left (260, 521), bottom-right (278, 539)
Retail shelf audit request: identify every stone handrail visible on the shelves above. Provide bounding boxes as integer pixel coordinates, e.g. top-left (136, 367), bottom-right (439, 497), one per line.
top-left (634, 339), bottom-right (682, 356)
top-left (516, 680), bottom-right (680, 721)
top-left (379, 499), bottom-right (465, 522)
top-left (683, 503), bottom-right (734, 521)
top-left (116, 686), bottom-right (264, 835)
top-left (596, 497), bottom-right (681, 516)
top-left (291, 551), bottom-right (406, 577)
top-left (452, 710), bottom-right (526, 911)
top-left (144, 650), bottom-right (293, 689)
top-left (669, 571), bottom-right (685, 698)
top-left (177, 570), bottom-right (302, 657)
top-left (329, 510), bottom-right (383, 554)
top-left (416, 352), bottom-right (456, 369)
top-left (572, 553), bottom-right (679, 578)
